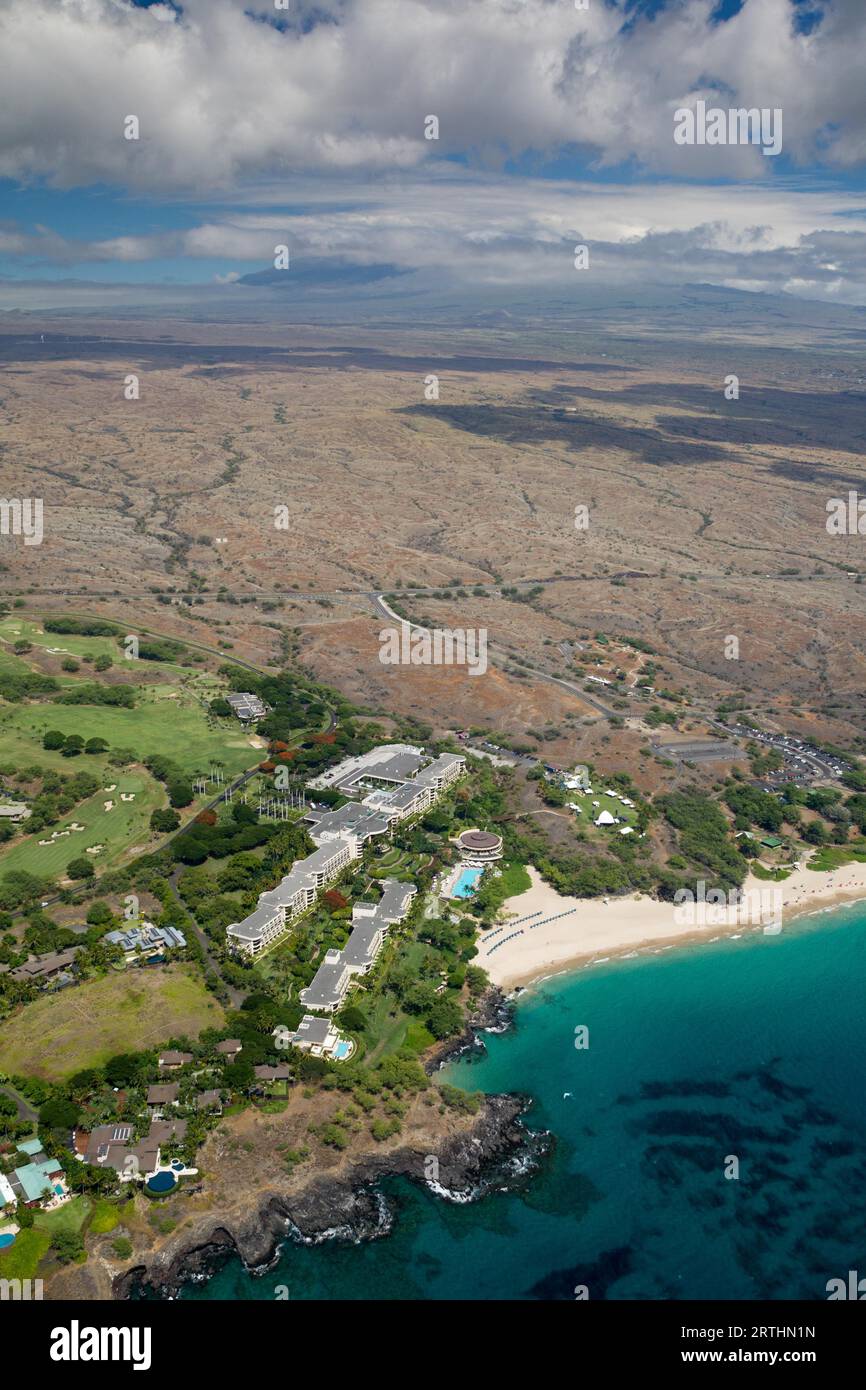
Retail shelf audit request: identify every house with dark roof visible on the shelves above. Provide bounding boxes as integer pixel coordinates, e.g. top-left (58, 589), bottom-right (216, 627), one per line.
top-left (158, 1050), bottom-right (193, 1069)
top-left (195, 1090), bottom-right (223, 1114)
top-left (146, 1083), bottom-right (179, 1109)
top-left (215, 1039), bottom-right (242, 1058)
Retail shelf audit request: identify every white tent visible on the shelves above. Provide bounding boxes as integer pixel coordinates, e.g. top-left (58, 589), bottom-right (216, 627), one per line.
top-left (595, 810), bottom-right (616, 826)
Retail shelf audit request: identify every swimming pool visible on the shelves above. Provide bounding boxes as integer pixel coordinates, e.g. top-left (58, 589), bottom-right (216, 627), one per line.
top-left (145, 1170), bottom-right (178, 1194)
top-left (0, 1232), bottom-right (15, 1249)
top-left (333, 1041), bottom-right (353, 1061)
top-left (451, 867), bottom-right (483, 899)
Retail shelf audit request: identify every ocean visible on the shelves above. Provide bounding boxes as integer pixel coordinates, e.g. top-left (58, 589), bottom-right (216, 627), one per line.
top-left (181, 903), bottom-right (866, 1301)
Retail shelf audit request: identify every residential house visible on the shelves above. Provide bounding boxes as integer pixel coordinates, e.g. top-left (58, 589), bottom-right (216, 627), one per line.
top-left (195, 1090), bottom-right (223, 1114)
top-left (214, 1039), bottom-right (243, 1059)
top-left (158, 1050), bottom-right (193, 1070)
top-left (225, 692), bottom-right (269, 723)
top-left (10, 1157), bottom-right (67, 1208)
top-left (10, 947), bottom-right (81, 985)
top-left (146, 1084), bottom-right (179, 1110)
top-left (290, 1015), bottom-right (347, 1061)
top-left (105, 922), bottom-right (187, 960)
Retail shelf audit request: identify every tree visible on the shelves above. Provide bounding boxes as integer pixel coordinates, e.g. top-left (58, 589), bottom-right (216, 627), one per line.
top-left (426, 997), bottom-right (463, 1039)
top-left (168, 780), bottom-right (194, 808)
top-left (209, 697), bottom-right (232, 717)
top-left (337, 1004), bottom-right (366, 1033)
top-left (43, 730), bottom-right (66, 750)
top-left (85, 738), bottom-right (109, 755)
top-left (94, 654), bottom-right (113, 672)
top-left (39, 1096), bottom-right (80, 1130)
top-left (105, 1052), bottom-right (147, 1087)
top-left (150, 808), bottom-right (180, 833)
top-left (66, 856), bottom-right (95, 880)
top-left (53, 1230), bottom-right (85, 1263)
top-left (61, 735), bottom-right (85, 758)
top-left (86, 901), bottom-right (114, 927)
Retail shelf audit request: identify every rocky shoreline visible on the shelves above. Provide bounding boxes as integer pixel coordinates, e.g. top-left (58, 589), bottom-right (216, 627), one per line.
top-left (42, 986), bottom-right (540, 1302)
top-left (114, 1090), bottom-right (546, 1300)
top-left (426, 985), bottom-right (515, 1072)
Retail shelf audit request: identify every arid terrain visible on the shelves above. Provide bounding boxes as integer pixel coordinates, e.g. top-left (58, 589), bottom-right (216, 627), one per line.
top-left (3, 298), bottom-right (866, 776)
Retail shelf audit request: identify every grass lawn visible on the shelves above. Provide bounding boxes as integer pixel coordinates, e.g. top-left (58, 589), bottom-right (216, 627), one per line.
top-left (0, 769), bottom-right (163, 880)
top-left (0, 964), bottom-right (225, 1081)
top-left (567, 787), bottom-right (640, 835)
top-left (88, 1198), bottom-right (129, 1235)
top-left (808, 842), bottom-right (866, 872)
top-left (750, 862), bottom-right (791, 881)
top-left (0, 1227), bottom-right (50, 1281)
top-left (0, 687), bottom-right (258, 782)
top-left (35, 1195), bottom-right (92, 1237)
top-left (403, 1019), bottom-right (435, 1053)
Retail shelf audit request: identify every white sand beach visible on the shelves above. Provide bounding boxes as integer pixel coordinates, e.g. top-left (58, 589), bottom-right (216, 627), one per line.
top-left (479, 860), bottom-right (866, 991)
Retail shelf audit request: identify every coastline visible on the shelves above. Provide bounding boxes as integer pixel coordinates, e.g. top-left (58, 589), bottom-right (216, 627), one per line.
top-left (479, 861), bottom-right (866, 993)
top-left (44, 1087), bottom-right (543, 1301)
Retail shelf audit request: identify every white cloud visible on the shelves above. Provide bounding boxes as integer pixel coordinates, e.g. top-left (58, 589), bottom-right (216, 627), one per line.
top-left (0, 0), bottom-right (864, 194)
top-left (8, 174), bottom-right (866, 301)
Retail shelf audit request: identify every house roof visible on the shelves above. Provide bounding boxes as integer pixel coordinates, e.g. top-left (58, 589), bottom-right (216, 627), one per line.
top-left (253, 1063), bottom-right (292, 1082)
top-left (17, 1137), bottom-right (45, 1157)
top-left (215, 1039), bottom-right (242, 1054)
top-left (14, 1158), bottom-right (64, 1203)
top-left (292, 1015), bottom-right (335, 1047)
top-left (146, 1084), bottom-right (179, 1105)
top-left (158, 1050), bottom-right (193, 1066)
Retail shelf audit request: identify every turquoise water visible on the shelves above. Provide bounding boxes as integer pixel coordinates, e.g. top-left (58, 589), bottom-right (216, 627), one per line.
top-left (178, 904), bottom-right (866, 1300)
top-left (333, 1041), bottom-right (353, 1060)
top-left (0, 1233), bottom-right (15, 1248)
top-left (452, 867), bottom-right (483, 898)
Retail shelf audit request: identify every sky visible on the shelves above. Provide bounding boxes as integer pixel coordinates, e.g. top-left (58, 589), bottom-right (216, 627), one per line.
top-left (1, 0), bottom-right (865, 311)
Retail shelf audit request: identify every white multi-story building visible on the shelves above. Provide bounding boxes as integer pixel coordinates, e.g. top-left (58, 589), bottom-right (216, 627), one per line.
top-left (300, 880), bottom-right (416, 1012)
top-left (227, 746), bottom-right (465, 958)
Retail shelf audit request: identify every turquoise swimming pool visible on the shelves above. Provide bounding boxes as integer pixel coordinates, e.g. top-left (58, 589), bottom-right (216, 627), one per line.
top-left (451, 867), bottom-right (483, 899)
top-left (333, 1041), bottom-right (353, 1061)
top-left (0, 1232), bottom-right (15, 1249)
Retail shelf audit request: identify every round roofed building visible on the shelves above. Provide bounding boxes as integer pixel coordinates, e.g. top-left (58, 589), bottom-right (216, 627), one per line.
top-left (457, 829), bottom-right (504, 864)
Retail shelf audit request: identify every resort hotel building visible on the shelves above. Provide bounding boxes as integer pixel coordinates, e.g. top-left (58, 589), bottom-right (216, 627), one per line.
top-left (300, 878), bottom-right (417, 1013)
top-left (456, 828), bottom-right (504, 864)
top-left (226, 745), bottom-right (465, 957)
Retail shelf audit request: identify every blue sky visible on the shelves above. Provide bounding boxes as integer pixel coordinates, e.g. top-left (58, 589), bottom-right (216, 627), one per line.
top-left (1, 0), bottom-right (864, 307)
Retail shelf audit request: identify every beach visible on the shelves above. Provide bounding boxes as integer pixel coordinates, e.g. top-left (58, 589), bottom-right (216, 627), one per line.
top-left (479, 860), bottom-right (866, 991)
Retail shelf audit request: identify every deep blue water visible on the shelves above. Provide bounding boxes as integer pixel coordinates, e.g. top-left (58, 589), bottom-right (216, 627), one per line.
top-left (180, 904), bottom-right (866, 1300)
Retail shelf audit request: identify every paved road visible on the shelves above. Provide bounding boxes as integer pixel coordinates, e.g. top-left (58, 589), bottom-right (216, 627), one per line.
top-left (0, 1082), bottom-right (38, 1125)
top-left (373, 593), bottom-right (625, 722)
